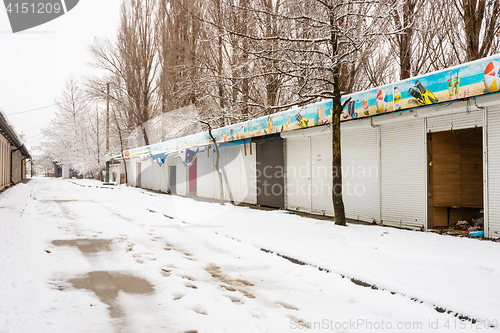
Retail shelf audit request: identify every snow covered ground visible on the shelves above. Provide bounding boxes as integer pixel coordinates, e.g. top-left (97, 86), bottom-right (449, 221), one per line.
top-left (1, 178), bottom-right (499, 332)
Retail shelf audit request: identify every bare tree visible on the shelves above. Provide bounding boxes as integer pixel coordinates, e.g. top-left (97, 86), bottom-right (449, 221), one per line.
top-left (157, 0), bottom-right (202, 112)
top-left (429, 0), bottom-right (500, 68)
top-left (385, 0), bottom-right (446, 80)
top-left (43, 79), bottom-right (105, 179)
top-left (458, 0), bottom-right (500, 61)
top-left (222, 0), bottom-right (390, 225)
top-left (89, 0), bottom-right (160, 146)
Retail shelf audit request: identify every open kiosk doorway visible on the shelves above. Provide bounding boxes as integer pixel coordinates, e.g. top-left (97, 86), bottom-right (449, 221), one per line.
top-left (427, 127), bottom-right (484, 231)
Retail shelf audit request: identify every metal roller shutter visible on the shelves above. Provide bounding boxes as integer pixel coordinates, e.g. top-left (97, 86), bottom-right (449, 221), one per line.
top-left (256, 139), bottom-right (285, 208)
top-left (286, 137), bottom-right (310, 212)
top-left (126, 160), bottom-right (137, 187)
top-left (140, 159), bottom-right (153, 189)
top-left (166, 155), bottom-right (177, 193)
top-left (197, 149), bottom-right (215, 199)
top-left (341, 126), bottom-right (380, 223)
top-left (381, 119), bottom-right (426, 229)
top-left (223, 146), bottom-right (242, 202)
top-left (213, 148), bottom-right (225, 201)
top-left (152, 160), bottom-right (161, 191)
top-left (311, 135), bottom-right (333, 215)
top-left (240, 143), bottom-right (257, 204)
top-left (487, 105), bottom-right (500, 238)
top-left (160, 164), bottom-right (168, 192)
top-left (427, 110), bottom-right (483, 133)
top-left (176, 158), bottom-right (187, 196)
top-left (140, 161), bottom-right (146, 189)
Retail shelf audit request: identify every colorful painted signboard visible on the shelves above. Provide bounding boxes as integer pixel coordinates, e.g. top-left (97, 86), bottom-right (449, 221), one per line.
top-left (124, 54), bottom-right (500, 158)
top-left (340, 54), bottom-right (500, 120)
top-left (125, 100), bottom-right (334, 158)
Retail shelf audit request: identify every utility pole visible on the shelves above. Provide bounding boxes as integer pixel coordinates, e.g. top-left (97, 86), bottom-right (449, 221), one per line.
top-left (105, 83), bottom-right (110, 183)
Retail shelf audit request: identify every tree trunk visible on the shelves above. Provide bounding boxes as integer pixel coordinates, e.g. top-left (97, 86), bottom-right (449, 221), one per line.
top-left (398, 0), bottom-right (416, 80)
top-left (331, 81), bottom-right (346, 226)
top-left (141, 123), bottom-right (150, 146)
top-left (207, 128), bottom-right (224, 205)
top-left (330, 12), bottom-right (346, 226)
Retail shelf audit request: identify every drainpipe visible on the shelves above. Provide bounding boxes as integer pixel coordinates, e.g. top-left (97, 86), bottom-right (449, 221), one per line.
top-left (10, 148), bottom-right (13, 185)
top-left (474, 97), bottom-right (488, 238)
top-left (371, 117), bottom-right (382, 225)
top-left (9, 147), bottom-right (20, 185)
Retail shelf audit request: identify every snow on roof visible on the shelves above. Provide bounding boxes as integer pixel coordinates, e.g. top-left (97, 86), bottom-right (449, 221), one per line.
top-left (0, 105), bottom-right (31, 158)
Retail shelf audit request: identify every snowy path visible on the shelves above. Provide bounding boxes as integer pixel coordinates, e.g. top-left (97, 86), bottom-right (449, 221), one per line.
top-left (0, 179), bottom-right (498, 332)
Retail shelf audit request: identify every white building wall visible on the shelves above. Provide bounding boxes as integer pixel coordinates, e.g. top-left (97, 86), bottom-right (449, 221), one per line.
top-left (62, 166), bottom-right (70, 179)
top-left (197, 149), bottom-right (216, 199)
top-left (380, 119), bottom-right (426, 229)
top-left (240, 143), bottom-right (257, 204)
top-left (487, 105), bottom-right (500, 238)
top-left (152, 160), bottom-right (161, 191)
top-left (160, 163), bottom-right (168, 192)
top-left (140, 159), bottom-right (153, 190)
top-left (224, 146), bottom-right (244, 203)
top-left (176, 157), bottom-right (187, 196)
top-left (126, 160), bottom-right (137, 187)
top-left (194, 144), bottom-right (256, 204)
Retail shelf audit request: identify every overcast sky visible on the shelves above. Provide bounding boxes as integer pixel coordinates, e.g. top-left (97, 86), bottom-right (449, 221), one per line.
top-left (0, 0), bottom-right (122, 148)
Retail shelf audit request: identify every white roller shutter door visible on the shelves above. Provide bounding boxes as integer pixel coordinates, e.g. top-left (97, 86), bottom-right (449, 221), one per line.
top-left (241, 143), bottom-right (257, 204)
top-left (166, 155), bottom-right (178, 193)
top-left (140, 160), bottom-right (146, 189)
top-left (286, 137), bottom-right (310, 212)
top-left (200, 143), bottom-right (256, 204)
top-left (152, 160), bottom-right (161, 191)
top-left (197, 149), bottom-right (216, 199)
top-left (341, 126), bottom-right (380, 223)
top-left (222, 146), bottom-right (242, 202)
top-left (176, 158), bottom-right (187, 196)
top-left (141, 159), bottom-right (153, 190)
top-left (427, 110), bottom-right (483, 133)
top-left (381, 119), bottom-right (426, 229)
top-left (487, 105), bottom-right (500, 238)
top-left (160, 164), bottom-right (168, 192)
top-left (213, 149), bottom-right (225, 201)
top-left (126, 160), bottom-right (136, 187)
top-left (311, 135), bottom-right (333, 215)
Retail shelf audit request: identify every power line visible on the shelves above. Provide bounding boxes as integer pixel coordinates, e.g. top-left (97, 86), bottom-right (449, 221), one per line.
top-left (6, 103), bottom-right (59, 116)
top-left (19, 132), bottom-right (45, 144)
